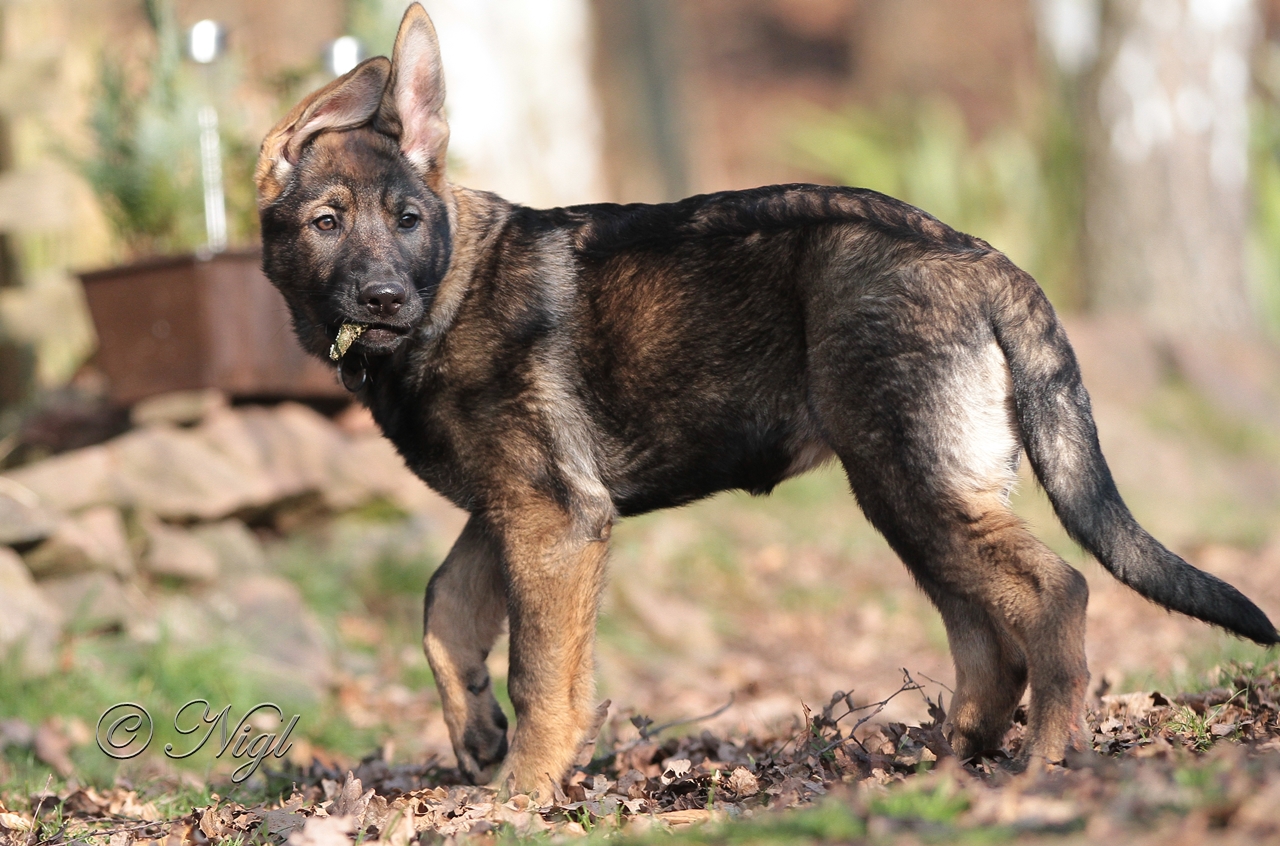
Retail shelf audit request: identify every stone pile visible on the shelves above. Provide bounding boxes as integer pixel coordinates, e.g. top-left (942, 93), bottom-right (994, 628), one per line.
top-left (0, 391), bottom-right (459, 695)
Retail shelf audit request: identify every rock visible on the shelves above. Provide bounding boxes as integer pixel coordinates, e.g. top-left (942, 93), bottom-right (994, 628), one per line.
top-left (2, 400), bottom-right (462, 532)
top-left (154, 594), bottom-right (219, 645)
top-left (339, 433), bottom-right (466, 530)
top-left (141, 517), bottom-right (220, 583)
top-left (276, 403), bottom-right (373, 510)
top-left (189, 519), bottom-right (266, 575)
top-left (39, 571), bottom-right (151, 635)
top-left (111, 424), bottom-right (276, 521)
top-left (131, 388), bottom-right (229, 428)
top-left (7, 416), bottom-right (286, 522)
top-left (222, 574), bottom-right (334, 702)
top-left (0, 547), bottom-right (63, 674)
top-left (23, 505), bottom-right (133, 579)
top-left (1, 444), bottom-right (115, 513)
top-left (333, 402), bottom-right (379, 435)
top-left (199, 403), bottom-right (355, 511)
top-left (0, 483), bottom-right (59, 547)
top-left (0, 717), bottom-right (35, 751)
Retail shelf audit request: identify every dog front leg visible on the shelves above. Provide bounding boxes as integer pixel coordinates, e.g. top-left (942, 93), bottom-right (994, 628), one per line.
top-left (423, 515), bottom-right (510, 783)
top-left (493, 496), bottom-right (612, 799)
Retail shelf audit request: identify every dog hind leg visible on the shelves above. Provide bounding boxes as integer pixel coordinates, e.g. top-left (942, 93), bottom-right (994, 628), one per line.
top-left (927, 589), bottom-right (1027, 757)
top-left (844, 463), bottom-right (1090, 765)
top-left (934, 514), bottom-right (1089, 762)
top-left (812, 323), bottom-right (1089, 764)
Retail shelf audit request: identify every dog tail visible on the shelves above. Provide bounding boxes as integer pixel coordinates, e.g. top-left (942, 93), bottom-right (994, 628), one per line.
top-left (987, 258), bottom-right (1279, 646)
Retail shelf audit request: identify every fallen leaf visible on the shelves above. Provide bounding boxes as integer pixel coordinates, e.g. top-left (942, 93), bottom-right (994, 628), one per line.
top-left (657, 808), bottom-right (718, 827)
top-left (726, 767), bottom-right (759, 797)
top-left (616, 769), bottom-right (648, 799)
top-left (34, 721), bottom-right (73, 777)
top-left (262, 802), bottom-right (308, 839)
top-left (660, 758), bottom-right (692, 785)
top-left (0, 811), bottom-right (34, 832)
top-left (375, 809), bottom-right (414, 846)
top-left (331, 773), bottom-right (374, 825)
top-left (286, 814), bottom-right (356, 846)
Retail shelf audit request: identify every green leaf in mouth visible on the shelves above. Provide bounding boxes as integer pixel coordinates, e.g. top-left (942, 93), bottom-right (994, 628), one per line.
top-left (329, 323), bottom-right (366, 361)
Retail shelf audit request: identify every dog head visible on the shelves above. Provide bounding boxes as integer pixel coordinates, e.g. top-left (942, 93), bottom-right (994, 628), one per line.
top-left (256, 3), bottom-right (452, 361)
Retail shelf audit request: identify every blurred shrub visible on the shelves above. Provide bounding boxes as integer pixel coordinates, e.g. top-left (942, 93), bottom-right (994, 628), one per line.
top-left (1251, 62), bottom-right (1280, 339)
top-left (790, 97), bottom-right (1086, 311)
top-left (78, 0), bottom-right (259, 260)
top-left (794, 90), bottom-right (1280, 335)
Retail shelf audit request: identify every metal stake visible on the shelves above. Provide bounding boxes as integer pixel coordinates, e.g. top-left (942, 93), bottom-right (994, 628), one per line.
top-left (198, 104), bottom-right (227, 254)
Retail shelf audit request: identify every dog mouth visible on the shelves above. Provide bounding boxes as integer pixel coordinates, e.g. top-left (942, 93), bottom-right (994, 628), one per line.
top-left (328, 322), bottom-right (410, 360)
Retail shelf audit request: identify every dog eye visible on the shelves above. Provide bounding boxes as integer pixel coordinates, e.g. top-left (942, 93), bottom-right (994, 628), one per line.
top-left (313, 214), bottom-right (338, 232)
top-left (398, 212), bottom-right (420, 230)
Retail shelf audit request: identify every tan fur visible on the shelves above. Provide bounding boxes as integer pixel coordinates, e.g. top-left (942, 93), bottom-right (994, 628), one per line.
top-left (255, 58), bottom-right (391, 206)
top-left (490, 493), bottom-right (612, 796)
top-left (932, 510), bottom-right (1090, 761)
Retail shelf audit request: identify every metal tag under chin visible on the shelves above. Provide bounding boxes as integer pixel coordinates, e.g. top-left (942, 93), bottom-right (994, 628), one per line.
top-left (340, 355), bottom-right (367, 392)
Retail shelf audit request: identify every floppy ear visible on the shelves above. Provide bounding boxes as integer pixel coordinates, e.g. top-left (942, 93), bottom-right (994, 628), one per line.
top-left (256, 56), bottom-right (391, 207)
top-left (377, 2), bottom-right (450, 187)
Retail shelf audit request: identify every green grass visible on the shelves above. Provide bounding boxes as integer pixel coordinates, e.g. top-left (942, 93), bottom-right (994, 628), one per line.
top-left (869, 778), bottom-right (968, 826)
top-left (0, 627), bottom-right (384, 797)
top-left (271, 512), bottom-right (442, 621)
top-left (0, 509), bottom-right (464, 804)
top-left (1117, 637), bottom-right (1279, 696)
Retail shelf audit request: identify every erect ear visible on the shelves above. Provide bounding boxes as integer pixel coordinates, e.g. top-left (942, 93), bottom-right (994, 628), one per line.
top-left (255, 56), bottom-right (391, 207)
top-left (376, 2), bottom-right (450, 188)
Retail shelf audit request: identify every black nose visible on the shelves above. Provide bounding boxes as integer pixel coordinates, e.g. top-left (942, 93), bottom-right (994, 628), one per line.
top-left (358, 280), bottom-right (406, 316)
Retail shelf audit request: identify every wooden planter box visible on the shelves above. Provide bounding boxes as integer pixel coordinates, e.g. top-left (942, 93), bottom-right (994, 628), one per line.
top-left (79, 251), bottom-right (344, 405)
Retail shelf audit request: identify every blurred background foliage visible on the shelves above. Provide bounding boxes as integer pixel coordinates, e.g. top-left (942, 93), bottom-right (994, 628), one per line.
top-left (77, 0), bottom-right (260, 258)
top-left (790, 95), bottom-right (1086, 310)
top-left (791, 81), bottom-right (1280, 339)
top-left (1252, 48), bottom-right (1280, 339)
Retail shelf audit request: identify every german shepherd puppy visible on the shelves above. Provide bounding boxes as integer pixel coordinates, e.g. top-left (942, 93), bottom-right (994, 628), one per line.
top-left (257, 4), bottom-right (1278, 796)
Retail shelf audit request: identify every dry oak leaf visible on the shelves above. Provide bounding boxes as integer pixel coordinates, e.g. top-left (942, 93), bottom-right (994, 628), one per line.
top-left (263, 800), bottom-right (309, 840)
top-left (198, 804), bottom-right (236, 840)
top-left (726, 767), bottom-right (760, 797)
top-left (286, 814), bottom-right (356, 846)
top-left (660, 758), bottom-right (693, 785)
top-left (331, 773), bottom-right (375, 826)
top-left (375, 810), bottom-right (415, 846)
top-left (0, 811), bottom-right (34, 833)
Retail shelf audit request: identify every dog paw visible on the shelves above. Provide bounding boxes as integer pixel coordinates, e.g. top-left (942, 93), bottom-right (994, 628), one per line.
top-left (458, 701), bottom-right (509, 783)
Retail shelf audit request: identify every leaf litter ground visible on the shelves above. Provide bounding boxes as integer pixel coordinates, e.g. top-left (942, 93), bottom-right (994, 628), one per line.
top-left (5, 662), bottom-right (1280, 845)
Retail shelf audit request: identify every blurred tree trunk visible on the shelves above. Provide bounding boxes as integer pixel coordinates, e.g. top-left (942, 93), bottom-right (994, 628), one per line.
top-left (591, 0), bottom-right (687, 203)
top-left (1083, 0), bottom-right (1255, 332)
